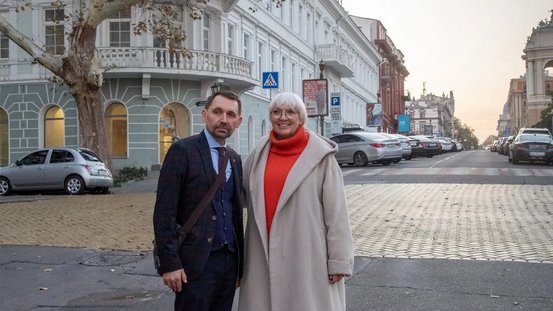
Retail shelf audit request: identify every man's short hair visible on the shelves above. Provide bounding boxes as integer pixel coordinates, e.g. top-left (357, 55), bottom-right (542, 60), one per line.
top-left (205, 90), bottom-right (242, 115)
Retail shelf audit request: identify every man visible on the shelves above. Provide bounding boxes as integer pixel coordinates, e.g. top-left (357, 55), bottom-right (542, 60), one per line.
top-left (153, 90), bottom-right (245, 311)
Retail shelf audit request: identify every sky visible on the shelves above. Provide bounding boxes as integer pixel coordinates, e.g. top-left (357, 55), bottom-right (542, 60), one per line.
top-left (340, 0), bottom-right (552, 142)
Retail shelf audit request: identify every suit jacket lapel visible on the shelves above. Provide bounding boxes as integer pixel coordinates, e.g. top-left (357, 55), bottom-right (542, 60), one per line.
top-left (196, 130), bottom-right (217, 185)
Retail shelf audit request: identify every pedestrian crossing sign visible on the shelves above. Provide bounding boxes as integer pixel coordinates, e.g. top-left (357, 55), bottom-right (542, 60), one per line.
top-left (262, 72), bottom-right (279, 89)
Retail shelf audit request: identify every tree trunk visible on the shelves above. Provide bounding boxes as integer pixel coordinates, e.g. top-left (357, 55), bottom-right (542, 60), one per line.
top-left (74, 91), bottom-right (112, 170)
top-left (63, 23), bottom-right (113, 170)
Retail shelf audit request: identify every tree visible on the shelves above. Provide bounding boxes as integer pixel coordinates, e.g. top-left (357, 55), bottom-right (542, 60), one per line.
top-left (482, 135), bottom-right (498, 147)
top-left (0, 0), bottom-right (207, 169)
top-left (453, 117), bottom-right (479, 149)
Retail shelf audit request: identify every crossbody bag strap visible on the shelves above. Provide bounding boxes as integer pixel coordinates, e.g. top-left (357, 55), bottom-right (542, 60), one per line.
top-left (175, 150), bottom-right (230, 244)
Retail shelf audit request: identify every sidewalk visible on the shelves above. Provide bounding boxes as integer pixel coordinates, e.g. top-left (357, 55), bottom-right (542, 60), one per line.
top-left (1, 172), bottom-right (553, 310)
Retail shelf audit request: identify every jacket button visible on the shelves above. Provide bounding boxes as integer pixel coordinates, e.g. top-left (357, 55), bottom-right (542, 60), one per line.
top-left (212, 215), bottom-right (217, 221)
top-left (207, 238), bottom-right (213, 243)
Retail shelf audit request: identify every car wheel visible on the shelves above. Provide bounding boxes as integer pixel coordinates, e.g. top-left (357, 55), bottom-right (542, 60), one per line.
top-left (426, 154), bottom-right (434, 158)
top-left (353, 152), bottom-right (368, 167)
top-left (508, 152), bottom-right (512, 162)
top-left (381, 160), bottom-right (392, 166)
top-left (0, 177), bottom-right (12, 196)
top-left (65, 175), bottom-right (85, 195)
top-left (393, 159), bottom-right (401, 163)
top-left (100, 187), bottom-right (110, 194)
top-left (404, 156), bottom-right (412, 160)
top-left (511, 155), bottom-right (519, 164)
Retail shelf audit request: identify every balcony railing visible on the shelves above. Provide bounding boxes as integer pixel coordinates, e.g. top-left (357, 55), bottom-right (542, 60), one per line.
top-left (316, 44), bottom-right (354, 78)
top-left (0, 47), bottom-right (255, 83)
top-left (98, 47), bottom-right (254, 79)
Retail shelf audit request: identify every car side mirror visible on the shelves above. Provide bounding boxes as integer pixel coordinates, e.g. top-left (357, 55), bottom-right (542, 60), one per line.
top-left (15, 160), bottom-right (22, 166)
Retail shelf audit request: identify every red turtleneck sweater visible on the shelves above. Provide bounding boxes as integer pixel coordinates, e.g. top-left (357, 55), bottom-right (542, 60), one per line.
top-left (264, 126), bottom-right (309, 235)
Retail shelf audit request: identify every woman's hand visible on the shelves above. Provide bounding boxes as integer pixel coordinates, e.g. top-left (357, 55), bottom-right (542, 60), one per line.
top-left (328, 274), bottom-right (344, 284)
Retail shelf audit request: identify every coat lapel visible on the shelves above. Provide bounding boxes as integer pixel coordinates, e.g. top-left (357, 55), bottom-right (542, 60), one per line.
top-left (196, 130), bottom-right (217, 185)
top-left (248, 137), bottom-right (271, 258)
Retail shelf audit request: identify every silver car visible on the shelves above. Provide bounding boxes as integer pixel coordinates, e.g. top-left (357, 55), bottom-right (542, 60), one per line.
top-left (330, 132), bottom-right (403, 166)
top-left (0, 148), bottom-right (113, 196)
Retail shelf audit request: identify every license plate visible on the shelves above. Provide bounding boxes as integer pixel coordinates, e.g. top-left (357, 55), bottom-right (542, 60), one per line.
top-left (98, 169), bottom-right (107, 176)
top-left (429, 143), bottom-right (436, 147)
top-left (529, 151), bottom-right (545, 157)
top-left (409, 142), bottom-right (417, 146)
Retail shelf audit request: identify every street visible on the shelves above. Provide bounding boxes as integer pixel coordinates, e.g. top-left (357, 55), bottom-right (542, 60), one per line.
top-left (1, 150), bottom-right (553, 310)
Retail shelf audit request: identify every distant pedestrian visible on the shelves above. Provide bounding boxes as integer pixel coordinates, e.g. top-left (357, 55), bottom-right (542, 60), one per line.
top-left (238, 92), bottom-right (354, 311)
top-left (153, 90), bottom-right (245, 311)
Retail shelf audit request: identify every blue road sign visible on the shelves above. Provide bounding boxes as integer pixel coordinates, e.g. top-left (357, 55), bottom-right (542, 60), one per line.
top-left (262, 72), bottom-right (279, 89)
top-left (331, 96), bottom-right (340, 107)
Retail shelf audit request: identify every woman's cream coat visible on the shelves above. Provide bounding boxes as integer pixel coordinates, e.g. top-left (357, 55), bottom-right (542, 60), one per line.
top-left (238, 130), bottom-right (354, 311)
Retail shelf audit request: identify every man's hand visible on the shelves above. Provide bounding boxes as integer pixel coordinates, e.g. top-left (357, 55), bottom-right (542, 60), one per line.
top-left (329, 274), bottom-right (344, 284)
top-left (163, 269), bottom-right (187, 292)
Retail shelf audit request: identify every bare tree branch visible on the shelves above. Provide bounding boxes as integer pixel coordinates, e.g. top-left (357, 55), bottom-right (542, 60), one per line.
top-left (0, 15), bottom-right (63, 76)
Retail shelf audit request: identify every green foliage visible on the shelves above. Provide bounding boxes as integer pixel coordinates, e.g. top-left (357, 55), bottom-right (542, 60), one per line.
top-left (113, 166), bottom-right (148, 187)
top-left (453, 117), bottom-right (479, 150)
top-left (534, 91), bottom-right (553, 133)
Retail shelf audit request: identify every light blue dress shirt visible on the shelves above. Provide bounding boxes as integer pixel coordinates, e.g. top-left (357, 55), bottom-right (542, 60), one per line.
top-left (203, 130), bottom-right (231, 181)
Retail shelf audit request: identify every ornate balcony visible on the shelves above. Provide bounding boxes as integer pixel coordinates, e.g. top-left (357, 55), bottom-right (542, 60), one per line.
top-left (316, 44), bottom-right (354, 78)
top-left (97, 47), bottom-right (258, 91)
top-left (0, 47), bottom-right (258, 95)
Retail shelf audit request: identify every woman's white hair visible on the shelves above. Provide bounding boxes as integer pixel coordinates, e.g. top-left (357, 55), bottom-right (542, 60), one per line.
top-left (268, 92), bottom-right (308, 123)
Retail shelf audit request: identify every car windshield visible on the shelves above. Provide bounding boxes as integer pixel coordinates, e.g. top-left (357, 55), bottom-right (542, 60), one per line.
top-left (519, 134), bottom-right (552, 143)
top-left (77, 149), bottom-right (103, 162)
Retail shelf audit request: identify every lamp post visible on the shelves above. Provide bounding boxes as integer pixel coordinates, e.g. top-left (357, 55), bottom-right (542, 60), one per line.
top-left (319, 60), bottom-right (326, 135)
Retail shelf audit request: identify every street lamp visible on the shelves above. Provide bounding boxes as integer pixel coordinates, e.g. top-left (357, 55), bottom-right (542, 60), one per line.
top-left (319, 59), bottom-right (326, 79)
top-left (210, 82), bottom-right (222, 95)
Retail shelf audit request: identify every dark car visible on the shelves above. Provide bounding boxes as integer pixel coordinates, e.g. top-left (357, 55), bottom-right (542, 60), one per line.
top-left (508, 134), bottom-right (553, 164)
top-left (498, 136), bottom-right (514, 155)
top-left (409, 135), bottom-right (441, 158)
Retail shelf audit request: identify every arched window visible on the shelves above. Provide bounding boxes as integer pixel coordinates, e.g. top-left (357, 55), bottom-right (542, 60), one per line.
top-left (0, 108), bottom-right (8, 166)
top-left (105, 102), bottom-right (128, 157)
top-left (419, 109), bottom-right (425, 119)
top-left (409, 110), bottom-right (415, 120)
top-left (44, 106), bottom-right (64, 147)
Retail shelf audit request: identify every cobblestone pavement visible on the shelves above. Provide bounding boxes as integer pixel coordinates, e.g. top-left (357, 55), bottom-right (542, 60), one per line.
top-left (343, 166), bottom-right (553, 177)
top-left (1, 183), bottom-right (553, 264)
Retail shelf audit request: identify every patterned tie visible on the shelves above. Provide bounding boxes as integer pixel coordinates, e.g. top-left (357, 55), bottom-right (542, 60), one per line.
top-left (216, 146), bottom-right (226, 175)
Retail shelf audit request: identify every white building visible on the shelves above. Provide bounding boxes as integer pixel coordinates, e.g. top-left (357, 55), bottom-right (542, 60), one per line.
top-left (0, 0), bottom-right (381, 169)
top-left (405, 93), bottom-right (455, 137)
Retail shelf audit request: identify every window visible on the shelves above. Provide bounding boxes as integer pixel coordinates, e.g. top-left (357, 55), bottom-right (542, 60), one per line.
top-left (109, 7), bottom-right (131, 47)
top-left (202, 15), bottom-right (210, 50)
top-left (105, 102), bottom-right (128, 157)
top-left (21, 150), bottom-right (48, 165)
top-left (257, 42), bottom-right (264, 78)
top-left (419, 121), bottom-right (426, 134)
top-left (289, 0), bottom-right (294, 28)
top-left (44, 9), bottom-right (65, 55)
top-left (243, 33), bottom-right (251, 59)
top-left (44, 106), bottom-right (64, 148)
top-left (291, 63), bottom-right (296, 93)
top-left (227, 24), bottom-right (234, 54)
top-left (419, 109), bottom-right (425, 119)
top-left (306, 12), bottom-right (312, 42)
top-left (281, 56), bottom-right (287, 90)
top-left (298, 5), bottom-right (303, 36)
top-left (0, 33), bottom-right (9, 59)
top-left (50, 149), bottom-right (74, 164)
top-left (270, 49), bottom-right (276, 70)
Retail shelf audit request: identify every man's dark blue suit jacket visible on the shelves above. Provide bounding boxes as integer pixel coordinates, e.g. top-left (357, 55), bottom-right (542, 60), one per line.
top-left (153, 130), bottom-right (245, 280)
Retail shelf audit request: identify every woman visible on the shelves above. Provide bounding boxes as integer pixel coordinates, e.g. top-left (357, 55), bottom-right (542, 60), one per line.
top-left (239, 92), bottom-right (354, 311)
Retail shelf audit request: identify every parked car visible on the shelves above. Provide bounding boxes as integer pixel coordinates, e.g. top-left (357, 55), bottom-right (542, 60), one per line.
top-left (0, 148), bottom-right (113, 196)
top-left (330, 132), bottom-right (403, 166)
top-left (435, 137), bottom-right (454, 152)
top-left (406, 137), bottom-right (425, 157)
top-left (508, 134), bottom-right (553, 164)
top-left (517, 127), bottom-right (552, 138)
top-left (409, 135), bottom-right (441, 157)
top-left (453, 140), bottom-right (464, 151)
top-left (499, 136), bottom-right (514, 155)
top-left (383, 133), bottom-right (413, 161)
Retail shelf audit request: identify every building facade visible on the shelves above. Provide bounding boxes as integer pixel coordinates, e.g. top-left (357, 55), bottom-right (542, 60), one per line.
top-left (496, 102), bottom-right (511, 137)
top-left (350, 16), bottom-right (409, 133)
top-left (522, 11), bottom-right (553, 127)
top-left (0, 0), bottom-right (382, 169)
top-left (404, 93), bottom-right (455, 137)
